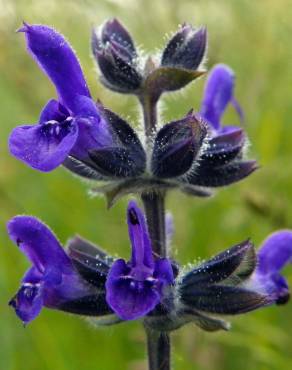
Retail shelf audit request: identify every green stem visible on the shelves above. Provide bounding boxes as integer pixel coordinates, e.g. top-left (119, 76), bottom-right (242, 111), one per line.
top-left (141, 191), bottom-right (167, 257)
top-left (145, 328), bottom-right (171, 370)
top-left (139, 94), bottom-right (158, 142)
top-left (139, 89), bottom-right (171, 370)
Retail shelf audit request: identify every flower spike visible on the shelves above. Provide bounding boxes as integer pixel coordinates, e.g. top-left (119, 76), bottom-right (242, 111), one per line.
top-left (19, 23), bottom-right (90, 111)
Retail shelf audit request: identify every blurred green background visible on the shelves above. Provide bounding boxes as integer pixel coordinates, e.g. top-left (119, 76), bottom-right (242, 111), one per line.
top-left (1, 0), bottom-right (292, 369)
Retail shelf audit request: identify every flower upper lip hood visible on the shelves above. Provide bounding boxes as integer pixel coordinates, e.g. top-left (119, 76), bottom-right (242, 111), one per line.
top-left (200, 63), bottom-right (244, 136)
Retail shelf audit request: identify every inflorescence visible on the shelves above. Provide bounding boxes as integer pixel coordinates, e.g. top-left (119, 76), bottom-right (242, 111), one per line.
top-left (7, 18), bottom-right (292, 350)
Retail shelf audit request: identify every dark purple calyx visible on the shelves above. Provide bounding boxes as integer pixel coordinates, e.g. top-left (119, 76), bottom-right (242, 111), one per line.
top-left (200, 64), bottom-right (243, 134)
top-left (151, 113), bottom-right (208, 178)
top-left (92, 19), bottom-right (142, 93)
top-left (161, 24), bottom-right (207, 71)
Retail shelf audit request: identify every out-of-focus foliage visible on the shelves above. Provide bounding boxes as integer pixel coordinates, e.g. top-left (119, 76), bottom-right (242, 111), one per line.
top-left (1, 0), bottom-right (292, 369)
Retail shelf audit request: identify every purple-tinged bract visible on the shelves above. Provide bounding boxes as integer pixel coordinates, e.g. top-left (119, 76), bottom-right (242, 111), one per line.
top-left (161, 24), bottom-right (207, 71)
top-left (179, 239), bottom-right (273, 316)
top-left (151, 112), bottom-right (208, 178)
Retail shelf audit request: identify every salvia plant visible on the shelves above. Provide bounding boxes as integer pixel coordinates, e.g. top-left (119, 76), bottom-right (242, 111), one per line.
top-left (7, 19), bottom-right (292, 370)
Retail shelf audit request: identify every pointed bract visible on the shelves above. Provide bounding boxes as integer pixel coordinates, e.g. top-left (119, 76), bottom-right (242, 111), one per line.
top-left (161, 25), bottom-right (207, 71)
top-left (151, 114), bottom-right (208, 178)
top-left (187, 160), bottom-right (258, 187)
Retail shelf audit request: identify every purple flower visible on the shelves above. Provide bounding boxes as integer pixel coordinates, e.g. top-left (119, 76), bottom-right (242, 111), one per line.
top-left (200, 64), bottom-right (243, 135)
top-left (8, 216), bottom-right (111, 324)
top-left (9, 23), bottom-right (112, 172)
top-left (106, 201), bottom-right (174, 320)
top-left (252, 230), bottom-right (292, 304)
top-left (176, 64), bottom-right (257, 190)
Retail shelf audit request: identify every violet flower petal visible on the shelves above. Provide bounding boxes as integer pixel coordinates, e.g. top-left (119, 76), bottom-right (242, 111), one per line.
top-left (165, 213), bottom-right (174, 248)
top-left (258, 231), bottom-right (292, 273)
top-left (255, 231), bottom-right (292, 303)
top-left (39, 99), bottom-right (69, 123)
top-left (127, 200), bottom-right (153, 270)
top-left (200, 64), bottom-right (235, 131)
top-left (9, 277), bottom-right (44, 323)
top-left (19, 23), bottom-right (90, 112)
top-left (154, 258), bottom-right (174, 285)
top-left (8, 217), bottom-right (104, 323)
top-left (69, 96), bottom-right (113, 160)
top-left (106, 259), bottom-right (160, 320)
top-left (9, 119), bottom-right (79, 172)
top-left (7, 216), bottom-right (72, 275)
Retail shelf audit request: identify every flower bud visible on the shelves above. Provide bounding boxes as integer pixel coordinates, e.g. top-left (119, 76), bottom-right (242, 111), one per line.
top-left (151, 113), bottom-right (208, 178)
top-left (92, 19), bottom-right (142, 93)
top-left (161, 24), bottom-right (207, 71)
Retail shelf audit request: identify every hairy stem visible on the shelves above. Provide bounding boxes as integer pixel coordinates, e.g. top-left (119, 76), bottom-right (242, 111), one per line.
top-left (139, 94), bottom-right (158, 141)
top-left (141, 191), bottom-right (167, 257)
top-left (145, 328), bottom-right (171, 370)
top-left (140, 90), bottom-right (171, 370)
top-left (142, 191), bottom-right (171, 370)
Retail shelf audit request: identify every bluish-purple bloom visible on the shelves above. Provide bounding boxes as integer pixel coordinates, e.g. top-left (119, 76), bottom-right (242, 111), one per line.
top-left (252, 230), bottom-right (292, 304)
top-left (9, 23), bottom-right (112, 172)
top-left (106, 201), bottom-right (174, 320)
top-left (179, 63), bottom-right (257, 189)
top-left (200, 64), bottom-right (243, 135)
top-left (8, 216), bottom-right (109, 324)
